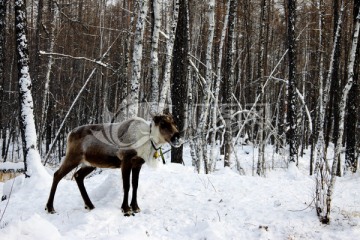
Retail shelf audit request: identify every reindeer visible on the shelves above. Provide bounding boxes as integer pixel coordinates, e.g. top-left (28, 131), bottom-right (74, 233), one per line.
top-left (45, 113), bottom-right (182, 216)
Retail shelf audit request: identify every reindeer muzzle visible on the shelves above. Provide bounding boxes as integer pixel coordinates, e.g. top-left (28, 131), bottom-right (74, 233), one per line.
top-left (170, 132), bottom-right (183, 148)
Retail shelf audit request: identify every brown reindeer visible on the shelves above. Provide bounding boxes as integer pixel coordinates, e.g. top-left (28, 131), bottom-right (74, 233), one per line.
top-left (45, 114), bottom-right (182, 216)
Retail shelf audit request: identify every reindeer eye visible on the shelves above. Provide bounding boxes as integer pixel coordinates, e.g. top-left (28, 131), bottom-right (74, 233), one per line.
top-left (160, 121), bottom-right (169, 129)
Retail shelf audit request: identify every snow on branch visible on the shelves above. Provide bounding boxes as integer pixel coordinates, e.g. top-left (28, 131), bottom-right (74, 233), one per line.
top-left (39, 51), bottom-right (115, 71)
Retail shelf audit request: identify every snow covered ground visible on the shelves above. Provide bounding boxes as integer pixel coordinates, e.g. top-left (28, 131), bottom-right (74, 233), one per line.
top-left (0, 144), bottom-right (359, 240)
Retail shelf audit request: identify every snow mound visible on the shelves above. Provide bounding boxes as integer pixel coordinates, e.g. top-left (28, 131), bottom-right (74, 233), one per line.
top-left (0, 214), bottom-right (61, 240)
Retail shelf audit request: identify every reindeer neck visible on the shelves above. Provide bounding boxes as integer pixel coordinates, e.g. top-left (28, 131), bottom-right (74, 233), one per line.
top-left (149, 122), bottom-right (163, 150)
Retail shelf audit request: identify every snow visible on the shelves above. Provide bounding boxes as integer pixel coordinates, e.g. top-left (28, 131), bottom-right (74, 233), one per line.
top-left (18, 65), bottom-right (49, 179)
top-left (0, 144), bottom-right (359, 239)
top-left (0, 162), bottom-right (24, 171)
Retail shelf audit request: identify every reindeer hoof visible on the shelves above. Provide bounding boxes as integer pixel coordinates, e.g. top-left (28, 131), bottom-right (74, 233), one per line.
top-left (122, 207), bottom-right (134, 216)
top-left (45, 206), bottom-right (56, 214)
top-left (124, 212), bottom-right (135, 217)
top-left (85, 204), bottom-right (95, 210)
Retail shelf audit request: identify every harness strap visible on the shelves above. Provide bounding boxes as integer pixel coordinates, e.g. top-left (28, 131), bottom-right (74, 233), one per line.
top-left (150, 137), bottom-right (161, 151)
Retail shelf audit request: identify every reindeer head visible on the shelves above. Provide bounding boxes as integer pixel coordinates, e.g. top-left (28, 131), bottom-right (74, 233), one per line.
top-left (153, 113), bottom-right (182, 148)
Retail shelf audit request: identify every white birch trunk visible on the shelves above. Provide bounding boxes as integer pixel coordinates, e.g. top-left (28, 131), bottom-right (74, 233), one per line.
top-left (158, 0), bottom-right (179, 113)
top-left (195, 0), bottom-right (215, 173)
top-left (129, 0), bottom-right (149, 117)
top-left (99, 0), bottom-right (110, 122)
top-left (316, 2), bottom-right (344, 172)
top-left (209, 0), bottom-right (230, 171)
top-left (39, 2), bottom-right (58, 152)
top-left (314, 0), bottom-right (344, 222)
top-left (223, 0), bottom-right (237, 168)
top-left (149, 0), bottom-right (162, 114)
top-left (187, 69), bottom-right (198, 170)
top-left (324, 7), bottom-right (360, 224)
top-left (256, 0), bottom-right (267, 176)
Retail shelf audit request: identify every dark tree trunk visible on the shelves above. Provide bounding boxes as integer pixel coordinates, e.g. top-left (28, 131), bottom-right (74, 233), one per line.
top-left (286, 0), bottom-right (298, 164)
top-left (345, 1), bottom-right (360, 173)
top-left (325, 0), bottom-right (342, 162)
top-left (171, 0), bottom-right (188, 164)
top-left (243, 0), bottom-right (253, 103)
top-left (33, 0), bottom-right (43, 97)
top-left (0, 0), bottom-right (7, 159)
top-left (45, 97), bottom-right (53, 153)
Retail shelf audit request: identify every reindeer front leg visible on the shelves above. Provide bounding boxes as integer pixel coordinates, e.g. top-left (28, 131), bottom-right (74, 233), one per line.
top-left (130, 157), bottom-right (145, 213)
top-left (121, 160), bottom-right (132, 216)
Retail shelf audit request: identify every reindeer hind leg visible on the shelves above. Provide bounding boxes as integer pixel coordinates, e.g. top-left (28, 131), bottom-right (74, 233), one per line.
top-left (45, 160), bottom-right (79, 213)
top-left (74, 166), bottom-right (96, 210)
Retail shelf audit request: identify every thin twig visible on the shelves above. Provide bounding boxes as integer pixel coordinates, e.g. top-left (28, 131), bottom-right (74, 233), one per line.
top-left (288, 197), bottom-right (315, 212)
top-left (0, 177), bottom-right (16, 224)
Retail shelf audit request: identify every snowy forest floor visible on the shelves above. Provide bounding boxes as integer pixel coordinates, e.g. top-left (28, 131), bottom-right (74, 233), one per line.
top-left (0, 144), bottom-right (359, 240)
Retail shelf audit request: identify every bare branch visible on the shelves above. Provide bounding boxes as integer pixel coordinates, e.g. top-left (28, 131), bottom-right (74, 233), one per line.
top-left (39, 51), bottom-right (115, 71)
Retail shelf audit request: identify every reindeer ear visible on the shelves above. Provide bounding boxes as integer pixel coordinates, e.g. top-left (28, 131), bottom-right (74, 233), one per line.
top-left (153, 115), bottom-right (161, 124)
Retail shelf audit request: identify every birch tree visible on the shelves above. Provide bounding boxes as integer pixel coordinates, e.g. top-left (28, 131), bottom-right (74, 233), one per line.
top-left (128, 0), bottom-right (149, 117)
top-left (345, 1), bottom-right (360, 173)
top-left (209, 0), bottom-right (230, 172)
top-left (323, 5), bottom-right (360, 224)
top-left (33, 0), bottom-right (43, 91)
top-left (223, 0), bottom-right (237, 168)
top-left (310, 0), bottom-right (325, 175)
top-left (38, 0), bottom-right (57, 153)
top-left (149, 0), bottom-right (161, 114)
top-left (314, 0), bottom-right (345, 223)
top-left (15, 0), bottom-right (47, 178)
top-left (256, 0), bottom-right (268, 176)
top-left (194, 0), bottom-right (215, 173)
top-left (158, 0), bottom-right (179, 113)
top-left (325, 0), bottom-right (342, 159)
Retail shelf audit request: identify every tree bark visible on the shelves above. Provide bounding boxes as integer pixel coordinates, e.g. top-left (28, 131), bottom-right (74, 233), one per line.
top-left (325, 5), bottom-right (360, 223)
top-left (128, 0), bottom-right (149, 117)
top-left (209, 0), bottom-right (230, 172)
top-left (286, 0), bottom-right (298, 164)
top-left (38, 0), bottom-right (57, 154)
top-left (314, 0), bottom-right (344, 223)
top-left (171, 0), bottom-right (188, 164)
top-left (149, 0), bottom-right (161, 114)
top-left (195, 0), bottom-right (215, 174)
top-left (158, 0), bottom-right (179, 113)
top-left (256, 0), bottom-right (268, 176)
top-left (345, 0), bottom-right (360, 173)
top-left (223, 0), bottom-right (237, 168)
top-left (0, 0), bottom-right (6, 160)
top-left (325, 0), bottom-right (342, 164)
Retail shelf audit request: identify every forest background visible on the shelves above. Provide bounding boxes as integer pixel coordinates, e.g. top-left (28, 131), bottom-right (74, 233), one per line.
top-left (0, 0), bottom-right (359, 224)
